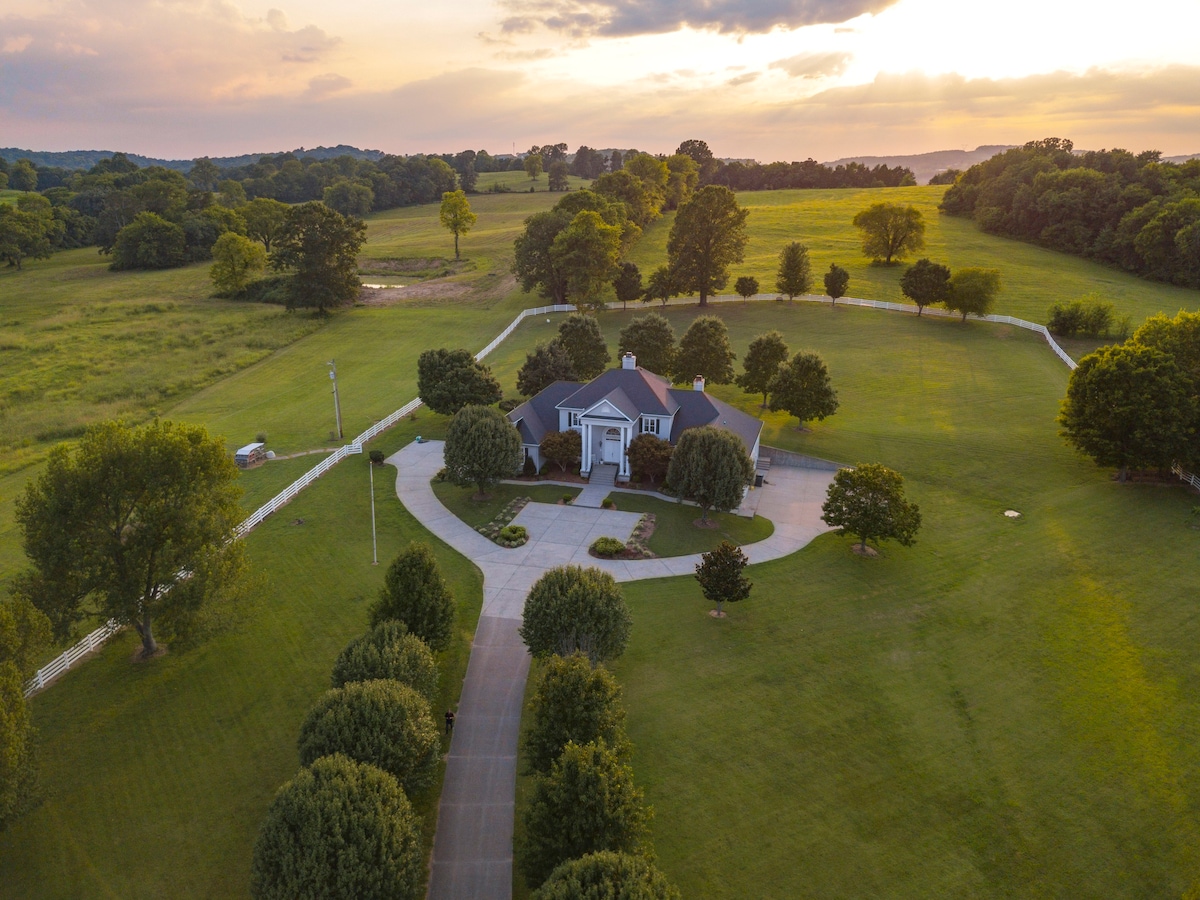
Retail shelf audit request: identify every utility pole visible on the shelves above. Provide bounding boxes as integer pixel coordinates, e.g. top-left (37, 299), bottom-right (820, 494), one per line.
top-left (369, 458), bottom-right (378, 565)
top-left (327, 360), bottom-right (343, 440)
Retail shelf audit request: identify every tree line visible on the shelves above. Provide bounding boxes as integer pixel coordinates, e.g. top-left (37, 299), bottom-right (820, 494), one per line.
top-left (940, 137), bottom-right (1200, 288)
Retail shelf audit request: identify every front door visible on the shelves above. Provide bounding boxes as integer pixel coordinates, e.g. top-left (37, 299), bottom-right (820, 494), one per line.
top-left (603, 428), bottom-right (622, 464)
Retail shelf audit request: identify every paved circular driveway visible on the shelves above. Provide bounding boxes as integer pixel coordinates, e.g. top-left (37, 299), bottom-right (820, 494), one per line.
top-left (388, 439), bottom-right (836, 900)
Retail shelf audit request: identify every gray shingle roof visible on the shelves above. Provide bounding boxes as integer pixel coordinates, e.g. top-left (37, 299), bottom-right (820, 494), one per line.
top-left (557, 367), bottom-right (679, 417)
top-left (508, 380), bottom-right (581, 445)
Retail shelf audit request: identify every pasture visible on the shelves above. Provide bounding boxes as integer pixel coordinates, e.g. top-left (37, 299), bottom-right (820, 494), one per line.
top-left (1, 181), bottom-right (1198, 898)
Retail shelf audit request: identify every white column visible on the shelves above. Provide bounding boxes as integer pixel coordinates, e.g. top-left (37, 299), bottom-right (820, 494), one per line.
top-left (582, 423), bottom-right (590, 473)
top-left (620, 425), bottom-right (629, 476)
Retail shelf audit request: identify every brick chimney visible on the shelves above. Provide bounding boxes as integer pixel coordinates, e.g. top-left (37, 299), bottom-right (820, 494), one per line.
top-left (693, 375), bottom-right (705, 392)
top-left (622, 352), bottom-right (637, 370)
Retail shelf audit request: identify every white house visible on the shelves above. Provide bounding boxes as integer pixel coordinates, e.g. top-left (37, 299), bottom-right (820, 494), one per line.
top-left (508, 352), bottom-right (763, 480)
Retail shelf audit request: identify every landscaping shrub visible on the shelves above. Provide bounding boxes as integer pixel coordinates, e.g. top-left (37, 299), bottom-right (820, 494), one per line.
top-left (524, 653), bottom-right (629, 775)
top-left (250, 754), bottom-right (422, 900)
top-left (600, 498), bottom-right (615, 510)
top-left (330, 621), bottom-right (438, 702)
top-left (368, 542), bottom-right (454, 651)
top-left (369, 450), bottom-right (385, 465)
top-left (590, 536), bottom-right (624, 557)
top-left (297, 680), bottom-right (439, 794)
top-left (534, 852), bottom-right (681, 900)
top-left (520, 741), bottom-right (652, 890)
top-left (520, 565), bottom-right (632, 663)
top-left (523, 455), bottom-right (538, 476)
top-left (499, 524), bottom-right (529, 547)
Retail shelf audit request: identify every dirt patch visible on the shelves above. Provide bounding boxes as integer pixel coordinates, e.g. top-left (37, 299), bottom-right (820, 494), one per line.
top-left (851, 543), bottom-right (879, 557)
top-left (359, 257), bottom-right (465, 276)
top-left (692, 517), bottom-right (720, 529)
top-left (130, 644), bottom-right (168, 663)
top-left (708, 609), bottom-right (727, 618)
top-left (359, 281), bottom-right (473, 305)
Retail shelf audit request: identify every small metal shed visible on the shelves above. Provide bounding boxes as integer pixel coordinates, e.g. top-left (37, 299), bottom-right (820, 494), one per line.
top-left (235, 442), bottom-right (267, 468)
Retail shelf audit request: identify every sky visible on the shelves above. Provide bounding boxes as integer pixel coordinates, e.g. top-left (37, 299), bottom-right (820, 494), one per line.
top-left (2, 0), bottom-right (1199, 162)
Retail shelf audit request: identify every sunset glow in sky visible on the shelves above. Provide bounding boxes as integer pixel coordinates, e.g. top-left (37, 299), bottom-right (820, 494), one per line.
top-left (2, 0), bottom-right (1199, 160)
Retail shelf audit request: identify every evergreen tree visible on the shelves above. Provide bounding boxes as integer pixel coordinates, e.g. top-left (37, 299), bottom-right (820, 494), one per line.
top-left (368, 543), bottom-right (455, 651)
top-left (775, 241), bottom-right (812, 300)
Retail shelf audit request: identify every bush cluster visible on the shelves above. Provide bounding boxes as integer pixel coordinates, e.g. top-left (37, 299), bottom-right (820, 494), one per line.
top-left (589, 536), bottom-right (625, 557)
top-left (251, 542), bottom-right (454, 899)
top-left (1047, 297), bottom-right (1129, 338)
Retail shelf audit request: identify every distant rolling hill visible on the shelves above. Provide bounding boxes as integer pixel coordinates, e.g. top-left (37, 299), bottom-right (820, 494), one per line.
top-left (0, 144), bottom-right (385, 172)
top-left (823, 145), bottom-right (1014, 185)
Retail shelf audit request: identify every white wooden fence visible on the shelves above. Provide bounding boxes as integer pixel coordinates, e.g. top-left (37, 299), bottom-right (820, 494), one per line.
top-left (17, 295), bottom-right (1113, 696)
top-left (1173, 465), bottom-right (1200, 491)
top-left (23, 304), bottom-right (575, 697)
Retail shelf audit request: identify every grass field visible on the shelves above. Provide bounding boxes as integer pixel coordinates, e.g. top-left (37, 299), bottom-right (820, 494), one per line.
top-left (0, 418), bottom-right (484, 899)
top-left (549, 304), bottom-right (1200, 898)
top-left (628, 186), bottom-right (1200, 326)
top-left (3, 182), bottom-right (1200, 898)
top-left (599, 492), bottom-right (774, 557)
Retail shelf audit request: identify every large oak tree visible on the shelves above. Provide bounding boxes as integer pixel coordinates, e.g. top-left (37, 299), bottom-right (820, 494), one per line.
top-left (667, 185), bottom-right (749, 307)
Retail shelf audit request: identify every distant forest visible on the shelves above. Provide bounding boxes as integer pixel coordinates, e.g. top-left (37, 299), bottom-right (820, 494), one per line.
top-left (941, 138), bottom-right (1200, 288)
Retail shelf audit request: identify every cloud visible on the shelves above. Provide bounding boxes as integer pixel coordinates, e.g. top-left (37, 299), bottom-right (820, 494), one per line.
top-left (497, 0), bottom-right (899, 37)
top-left (2, 35), bottom-right (32, 54)
top-left (727, 72), bottom-right (760, 87)
top-left (769, 51), bottom-right (852, 79)
top-left (307, 73), bottom-right (352, 96)
top-left (0, 0), bottom-right (341, 116)
top-left (494, 47), bottom-right (559, 61)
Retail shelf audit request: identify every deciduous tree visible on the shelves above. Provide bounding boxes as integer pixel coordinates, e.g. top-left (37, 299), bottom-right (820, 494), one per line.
top-left (667, 185), bottom-right (749, 306)
top-left (666, 425), bottom-right (754, 521)
top-left (520, 565), bottom-right (632, 663)
top-left (13, 420), bottom-right (246, 659)
top-left (768, 351), bottom-right (839, 428)
top-left (1058, 344), bottom-right (1197, 482)
top-left (368, 543), bottom-right (455, 651)
top-left (737, 331), bottom-right (790, 407)
top-left (664, 154), bottom-right (699, 210)
top-left (417, 347), bottom-right (503, 415)
top-left (298, 680), bottom-right (439, 794)
top-left (553, 211), bottom-right (622, 312)
top-left (331, 621), bottom-right (438, 702)
top-left (0, 203), bottom-right (56, 270)
top-left (209, 231), bottom-right (267, 295)
top-left (612, 261), bottom-right (643, 310)
top-left (242, 197), bottom-right (289, 252)
top-left (852, 202), bottom-right (925, 264)
top-left (249, 754), bottom-right (423, 900)
top-left (558, 313), bottom-right (611, 380)
top-left (519, 342), bottom-right (577, 396)
top-left (548, 160), bottom-right (571, 192)
top-left (673, 315), bottom-right (736, 386)
top-left (899, 258), bottom-right (951, 316)
top-left (514, 209), bottom-right (572, 304)
top-left (618, 312), bottom-right (676, 376)
top-left (642, 264), bottom-right (679, 307)
top-left (443, 404), bottom-right (523, 498)
top-left (946, 267), bottom-right (1002, 321)
top-left (625, 434), bottom-right (673, 485)
top-left (534, 852), bottom-right (681, 900)
top-left (694, 540), bottom-right (751, 616)
top-left (525, 153), bottom-right (544, 182)
top-left (520, 742), bottom-right (651, 890)
top-left (439, 189), bottom-right (477, 260)
top-left (110, 211), bottom-right (187, 270)
top-left (821, 463), bottom-right (922, 552)
top-left (270, 202), bottom-right (367, 313)
top-left (540, 429), bottom-right (583, 473)
top-left (524, 653), bottom-right (629, 774)
top-left (775, 241), bottom-right (812, 300)
top-left (323, 180), bottom-right (374, 217)
top-left (735, 275), bottom-right (758, 302)
top-left (824, 263), bottom-right (850, 304)
top-left (0, 598), bottom-right (51, 830)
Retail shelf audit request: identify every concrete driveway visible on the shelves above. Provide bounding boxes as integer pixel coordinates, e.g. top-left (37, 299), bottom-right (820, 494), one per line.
top-left (388, 440), bottom-right (836, 899)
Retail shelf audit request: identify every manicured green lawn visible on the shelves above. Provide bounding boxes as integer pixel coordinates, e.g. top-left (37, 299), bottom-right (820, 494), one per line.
top-left (627, 186), bottom-right (1199, 325)
top-left (0, 419), bottom-right (483, 899)
top-left (601, 492), bottom-right (773, 557)
top-left (572, 304), bottom-right (1200, 899)
top-left (431, 480), bottom-right (581, 529)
